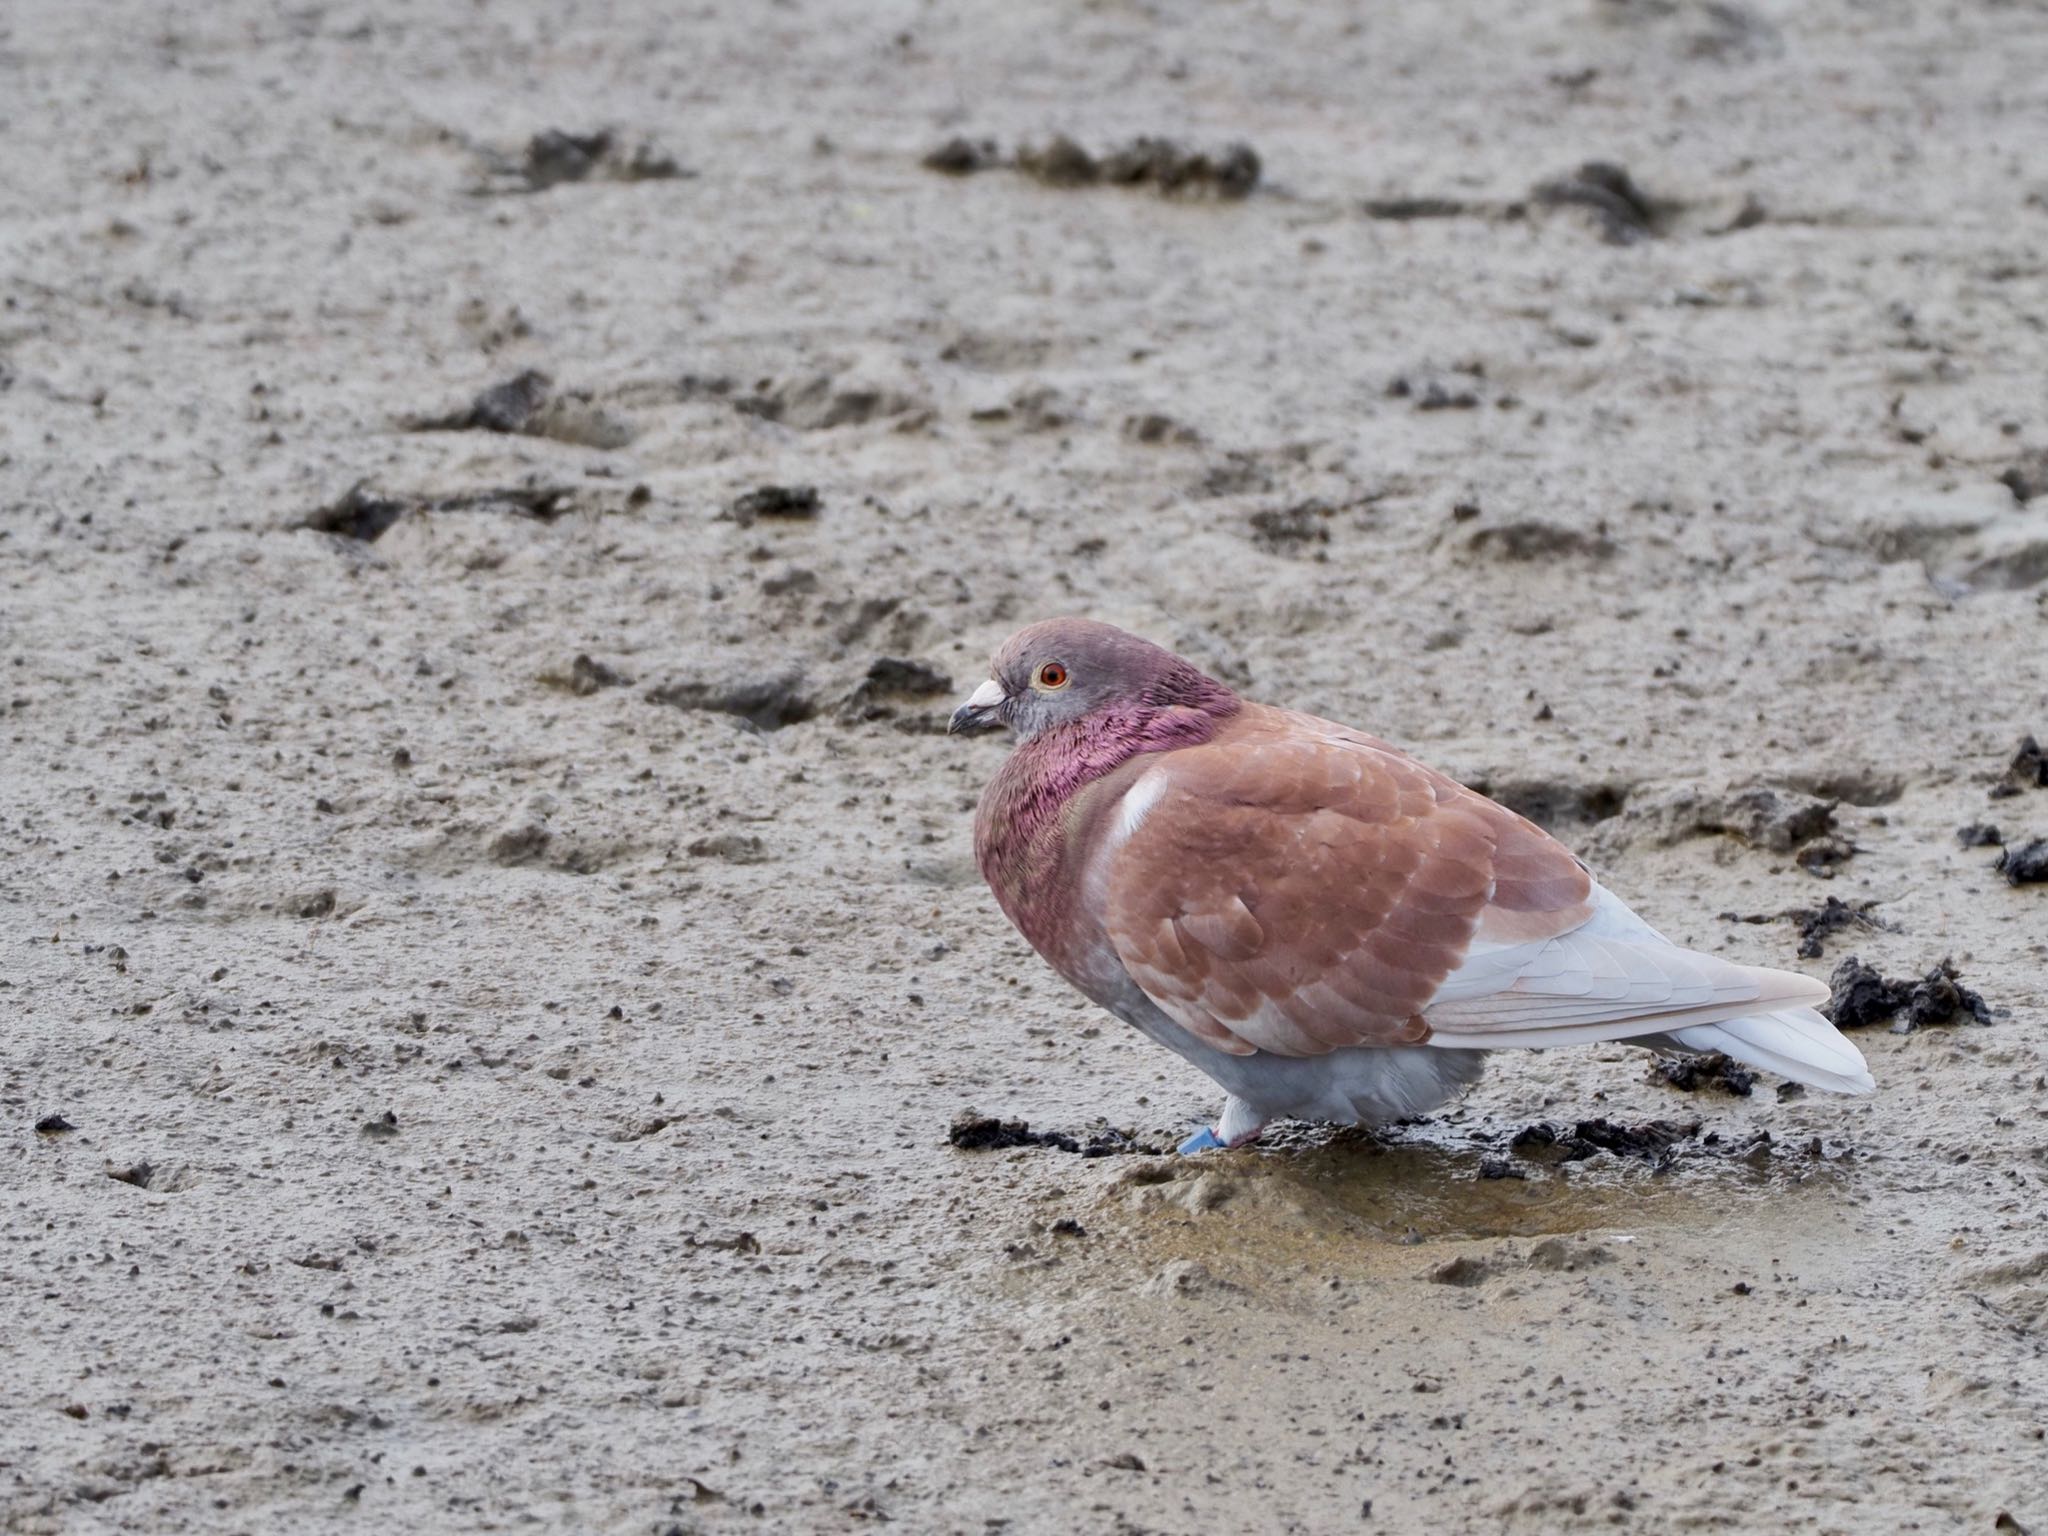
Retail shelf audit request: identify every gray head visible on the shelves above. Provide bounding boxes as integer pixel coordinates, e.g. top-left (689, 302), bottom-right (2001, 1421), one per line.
top-left (946, 618), bottom-right (1236, 741)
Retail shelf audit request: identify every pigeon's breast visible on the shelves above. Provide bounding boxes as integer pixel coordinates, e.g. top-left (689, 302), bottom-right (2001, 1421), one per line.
top-left (1056, 762), bottom-right (1171, 1005)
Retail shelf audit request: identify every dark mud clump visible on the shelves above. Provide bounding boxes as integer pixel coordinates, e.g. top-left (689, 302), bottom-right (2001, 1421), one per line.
top-left (922, 136), bottom-right (999, 175)
top-left (35, 1114), bottom-right (76, 1134)
top-left (1510, 1117), bottom-right (1702, 1168)
top-left (1016, 134), bottom-right (1100, 188)
top-left (1825, 956), bottom-right (1995, 1032)
top-left (1462, 520), bottom-right (1617, 562)
top-left (1649, 1052), bottom-right (1756, 1096)
top-left (1096, 137), bottom-right (1260, 198)
top-left (733, 375), bottom-right (918, 431)
top-left (1704, 786), bottom-right (1838, 855)
top-left (688, 833), bottom-right (768, 864)
top-left (2006, 735), bottom-right (2047, 789)
top-left (299, 477), bottom-right (579, 541)
top-left (1123, 411), bottom-right (1201, 445)
top-left (1362, 195), bottom-right (1474, 221)
top-left (433, 369), bottom-right (552, 433)
top-left (1533, 160), bottom-right (1665, 244)
top-left (947, 1110), bottom-right (1162, 1157)
top-left (841, 657), bottom-right (952, 726)
top-left (1997, 448), bottom-right (2048, 505)
top-left (431, 483), bottom-right (578, 522)
top-left (1248, 501), bottom-right (1334, 555)
top-left (931, 134), bottom-right (1260, 199)
top-left (1995, 837), bottom-right (2048, 885)
top-left (514, 129), bottom-right (687, 191)
top-left (948, 1112), bottom-right (1061, 1151)
top-left (1470, 776), bottom-right (1629, 832)
top-left (1720, 895), bottom-right (1888, 959)
top-left (1956, 822), bottom-right (2004, 848)
top-left (540, 654), bottom-right (630, 696)
top-left (646, 670), bottom-right (816, 730)
top-left (302, 484), bottom-right (409, 542)
top-left (1787, 896), bottom-right (1883, 957)
top-left (406, 371), bottom-right (637, 449)
top-left (727, 485), bottom-right (820, 526)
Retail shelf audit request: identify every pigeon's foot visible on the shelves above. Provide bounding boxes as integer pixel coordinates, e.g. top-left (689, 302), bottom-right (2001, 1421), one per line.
top-left (1217, 1094), bottom-right (1267, 1147)
top-left (1178, 1096), bottom-right (1267, 1154)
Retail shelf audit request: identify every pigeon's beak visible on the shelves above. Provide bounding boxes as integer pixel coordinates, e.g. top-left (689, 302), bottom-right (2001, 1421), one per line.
top-left (947, 677), bottom-right (1006, 736)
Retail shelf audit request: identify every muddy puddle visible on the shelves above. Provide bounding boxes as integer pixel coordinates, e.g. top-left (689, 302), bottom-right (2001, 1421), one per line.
top-left (1146, 1132), bottom-right (1831, 1228)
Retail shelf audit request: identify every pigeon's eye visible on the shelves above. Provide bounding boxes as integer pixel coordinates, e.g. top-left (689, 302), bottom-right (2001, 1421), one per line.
top-left (1036, 662), bottom-right (1069, 690)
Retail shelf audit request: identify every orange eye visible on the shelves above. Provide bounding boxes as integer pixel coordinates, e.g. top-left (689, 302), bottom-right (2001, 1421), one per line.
top-left (1036, 662), bottom-right (1069, 689)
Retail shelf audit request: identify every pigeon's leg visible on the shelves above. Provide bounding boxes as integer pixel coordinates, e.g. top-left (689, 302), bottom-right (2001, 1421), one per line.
top-left (1178, 1095), bottom-right (1267, 1154)
top-left (1217, 1095), bottom-right (1267, 1148)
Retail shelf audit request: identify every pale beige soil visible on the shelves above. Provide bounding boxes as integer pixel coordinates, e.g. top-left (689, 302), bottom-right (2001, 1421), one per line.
top-left (3, 1), bottom-right (2047, 1532)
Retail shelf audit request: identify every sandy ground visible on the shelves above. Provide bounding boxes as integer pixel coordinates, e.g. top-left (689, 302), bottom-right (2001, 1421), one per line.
top-left (5, 1), bottom-right (2048, 1531)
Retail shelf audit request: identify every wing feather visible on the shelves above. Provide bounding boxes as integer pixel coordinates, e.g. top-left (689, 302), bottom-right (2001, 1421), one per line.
top-left (1097, 706), bottom-right (1837, 1060)
top-left (1099, 709), bottom-right (1597, 1056)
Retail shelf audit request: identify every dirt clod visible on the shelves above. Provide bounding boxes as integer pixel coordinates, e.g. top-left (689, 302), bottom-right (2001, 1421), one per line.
top-left (35, 1114), bottom-right (76, 1134)
top-left (1472, 777), bottom-right (1628, 831)
top-left (302, 484), bottom-right (409, 542)
top-left (407, 372), bottom-right (636, 449)
top-left (451, 370), bottom-right (551, 433)
top-left (1956, 822), bottom-right (2004, 848)
top-left (842, 657), bottom-right (953, 724)
top-left (1249, 501), bottom-right (1334, 554)
top-left (540, 654), bottom-right (630, 695)
top-left (1362, 196), bottom-right (1472, 221)
top-left (646, 671), bottom-right (816, 731)
top-left (688, 833), bottom-right (768, 864)
top-left (1534, 160), bottom-right (1664, 244)
top-left (1416, 381), bottom-right (1481, 411)
top-left (1825, 956), bottom-right (1994, 1032)
top-left (1721, 896), bottom-right (1888, 959)
top-left (946, 1111), bottom-right (1160, 1157)
top-left (1650, 1052), bottom-right (1756, 1096)
top-left (2007, 735), bottom-right (2047, 789)
top-left (1099, 137), bottom-right (1260, 197)
top-left (1994, 837), bottom-right (2048, 885)
top-left (938, 134), bottom-right (1259, 198)
top-left (1787, 896), bottom-right (1883, 957)
top-left (1997, 448), bottom-right (2048, 504)
top-left (1463, 521), bottom-right (1617, 562)
top-left (1017, 134), bottom-right (1100, 188)
top-left (1429, 1255), bottom-right (1493, 1286)
top-left (728, 485), bottom-right (820, 525)
top-left (922, 136), bottom-right (998, 175)
top-left (1510, 1117), bottom-right (1702, 1166)
top-left (948, 1112), bottom-right (1064, 1151)
top-left (1708, 786), bottom-right (1837, 854)
top-left (513, 130), bottom-right (687, 191)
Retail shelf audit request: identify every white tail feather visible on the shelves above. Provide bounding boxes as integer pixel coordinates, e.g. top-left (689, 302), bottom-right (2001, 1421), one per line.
top-left (1671, 1007), bottom-right (1875, 1095)
top-left (1421, 881), bottom-right (1874, 1094)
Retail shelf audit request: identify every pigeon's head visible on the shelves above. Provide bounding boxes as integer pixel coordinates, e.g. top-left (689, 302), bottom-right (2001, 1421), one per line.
top-left (947, 618), bottom-right (1235, 741)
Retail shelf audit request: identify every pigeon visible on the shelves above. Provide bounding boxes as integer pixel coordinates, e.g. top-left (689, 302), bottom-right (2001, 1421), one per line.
top-left (948, 618), bottom-right (1873, 1154)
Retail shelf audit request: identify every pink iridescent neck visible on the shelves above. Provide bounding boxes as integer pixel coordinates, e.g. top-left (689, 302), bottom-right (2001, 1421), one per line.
top-left (975, 685), bottom-right (1239, 953)
top-left (1013, 699), bottom-right (1232, 811)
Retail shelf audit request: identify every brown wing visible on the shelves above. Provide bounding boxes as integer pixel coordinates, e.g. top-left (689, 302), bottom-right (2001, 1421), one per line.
top-left (1099, 713), bottom-right (1595, 1057)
